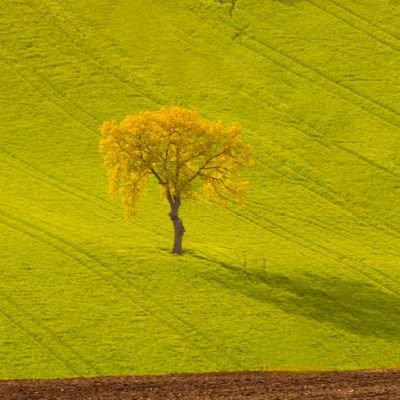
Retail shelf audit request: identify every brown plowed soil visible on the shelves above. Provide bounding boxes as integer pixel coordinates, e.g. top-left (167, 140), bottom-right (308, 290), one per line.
top-left (1, 369), bottom-right (400, 399)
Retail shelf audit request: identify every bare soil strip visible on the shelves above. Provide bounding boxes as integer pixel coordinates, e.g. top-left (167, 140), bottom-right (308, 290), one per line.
top-left (1, 369), bottom-right (399, 399)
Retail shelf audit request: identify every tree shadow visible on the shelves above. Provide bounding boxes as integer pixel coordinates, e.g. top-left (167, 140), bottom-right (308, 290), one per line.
top-left (190, 253), bottom-right (400, 341)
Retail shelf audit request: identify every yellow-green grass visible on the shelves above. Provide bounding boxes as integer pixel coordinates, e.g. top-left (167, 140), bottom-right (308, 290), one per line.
top-left (1, 0), bottom-right (400, 378)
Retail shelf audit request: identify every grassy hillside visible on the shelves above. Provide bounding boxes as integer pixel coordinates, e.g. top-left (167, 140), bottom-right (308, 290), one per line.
top-left (1, 0), bottom-right (400, 378)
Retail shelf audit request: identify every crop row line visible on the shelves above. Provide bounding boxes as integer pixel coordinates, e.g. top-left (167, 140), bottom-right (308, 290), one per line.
top-left (180, 1), bottom-right (400, 133)
top-left (158, 7), bottom-right (400, 257)
top-left (30, 0), bottom-right (164, 106)
top-left (2, 4), bottom-right (288, 259)
top-left (263, 146), bottom-right (400, 250)
top-left (0, 297), bottom-right (80, 375)
top-left (154, 3), bottom-right (400, 257)
top-left (0, 46), bottom-right (173, 242)
top-left (6, 0), bottom-right (400, 290)
top-left (0, 45), bottom-right (96, 136)
top-left (327, 0), bottom-right (400, 43)
top-left (0, 209), bottom-right (241, 370)
top-left (0, 156), bottom-right (115, 224)
top-left (236, 89), bottom-right (400, 252)
top-left (257, 193), bottom-right (400, 303)
top-left (162, 2), bottom-right (400, 184)
top-left (189, 253), bottom-right (354, 363)
top-left (241, 32), bottom-right (400, 132)
top-left (235, 203), bottom-right (400, 321)
top-left (240, 88), bottom-right (400, 181)
top-left (3, 39), bottom-right (396, 272)
top-left (190, 248), bottom-right (386, 364)
top-left (207, 131), bottom-right (400, 287)
top-left (238, 94), bottom-right (400, 255)
top-left (0, 215), bottom-right (99, 376)
top-left (306, 0), bottom-right (400, 54)
top-left (237, 4), bottom-right (400, 124)
top-left (0, 151), bottom-right (166, 241)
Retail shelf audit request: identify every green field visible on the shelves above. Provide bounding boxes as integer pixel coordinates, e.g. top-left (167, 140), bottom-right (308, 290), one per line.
top-left (1, 0), bottom-right (400, 379)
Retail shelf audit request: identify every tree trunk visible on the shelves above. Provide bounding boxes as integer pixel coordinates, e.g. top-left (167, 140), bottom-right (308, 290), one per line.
top-left (168, 196), bottom-right (185, 255)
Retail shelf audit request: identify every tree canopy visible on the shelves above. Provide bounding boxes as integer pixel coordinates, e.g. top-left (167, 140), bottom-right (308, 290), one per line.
top-left (100, 106), bottom-right (252, 254)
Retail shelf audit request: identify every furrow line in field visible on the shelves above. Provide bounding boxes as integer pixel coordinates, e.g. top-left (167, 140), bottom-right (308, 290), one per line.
top-left (26, 0), bottom-right (164, 106)
top-left (0, 47), bottom-right (95, 136)
top-left (234, 7), bottom-right (400, 121)
top-left (239, 174), bottom-right (400, 300)
top-left (240, 206), bottom-right (352, 262)
top-left (240, 88), bottom-right (400, 180)
top-left (306, 0), bottom-right (400, 54)
top-left (0, 152), bottom-right (124, 221)
top-left (241, 116), bottom-right (400, 248)
top-left (0, 45), bottom-right (101, 128)
top-left (1, 1), bottom-right (160, 110)
top-left (265, 201), bottom-right (400, 258)
top-left (251, 162), bottom-right (400, 259)
top-left (238, 93), bottom-right (400, 254)
top-left (324, 254), bottom-right (400, 300)
top-left (53, 0), bottom-right (208, 65)
top-left (364, 265), bottom-right (400, 298)
top-left (308, 280), bottom-right (400, 342)
top-left (0, 298), bottom-right (78, 376)
top-left (360, 265), bottom-right (400, 296)
top-left (10, 0), bottom-right (398, 264)
top-left (0, 150), bottom-right (131, 224)
top-left (224, 201), bottom-right (333, 261)
top-left (191, 251), bottom-right (359, 358)
top-left (265, 207), bottom-right (373, 255)
top-left (0, 211), bottom-right (221, 369)
top-left (0, 209), bottom-right (241, 370)
top-left (0, 146), bottom-right (116, 216)
top-left (240, 93), bottom-right (400, 247)
top-left (166, 8), bottom-right (400, 184)
top-left (177, 3), bottom-right (400, 132)
top-left (190, 251), bottom-right (380, 363)
top-left (197, 3), bottom-right (400, 131)
top-left (327, 0), bottom-right (400, 42)
top-left (50, 0), bottom-right (118, 44)
top-left (268, 209), bottom-right (349, 239)
top-left (241, 32), bottom-right (400, 131)
top-left (0, 148), bottom-right (194, 244)
top-left (269, 208), bottom-right (400, 260)
top-left (165, 13), bottom-right (301, 95)
top-left (340, 259), bottom-right (400, 314)
top-left (0, 218), bottom-right (98, 375)
top-left (2, 9), bottom-right (294, 256)
top-left (0, 156), bottom-right (116, 225)
top-left (332, 143), bottom-right (400, 179)
top-left (238, 204), bottom-right (400, 306)
top-left (41, 0), bottom-right (169, 104)
top-left (162, 0), bottom-right (308, 95)
top-left (243, 143), bottom-right (400, 259)
top-left (263, 149), bottom-right (400, 248)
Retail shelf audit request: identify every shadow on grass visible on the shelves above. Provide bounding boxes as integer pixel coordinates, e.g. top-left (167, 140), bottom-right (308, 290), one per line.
top-left (190, 253), bottom-right (400, 341)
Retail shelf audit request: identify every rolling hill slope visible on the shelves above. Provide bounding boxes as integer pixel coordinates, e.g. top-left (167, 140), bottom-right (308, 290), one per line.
top-left (1, 0), bottom-right (400, 378)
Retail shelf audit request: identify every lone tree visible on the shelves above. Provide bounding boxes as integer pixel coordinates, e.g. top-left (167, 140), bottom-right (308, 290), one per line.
top-left (100, 106), bottom-right (252, 255)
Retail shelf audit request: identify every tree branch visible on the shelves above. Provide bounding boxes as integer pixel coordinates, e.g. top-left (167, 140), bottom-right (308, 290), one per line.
top-left (149, 167), bottom-right (165, 185)
top-left (184, 149), bottom-right (228, 185)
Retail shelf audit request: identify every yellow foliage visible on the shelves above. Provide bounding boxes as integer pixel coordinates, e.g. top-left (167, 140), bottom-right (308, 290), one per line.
top-left (99, 106), bottom-right (252, 217)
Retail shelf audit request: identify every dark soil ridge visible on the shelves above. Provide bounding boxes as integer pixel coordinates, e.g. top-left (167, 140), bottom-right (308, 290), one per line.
top-left (1, 369), bottom-right (400, 399)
